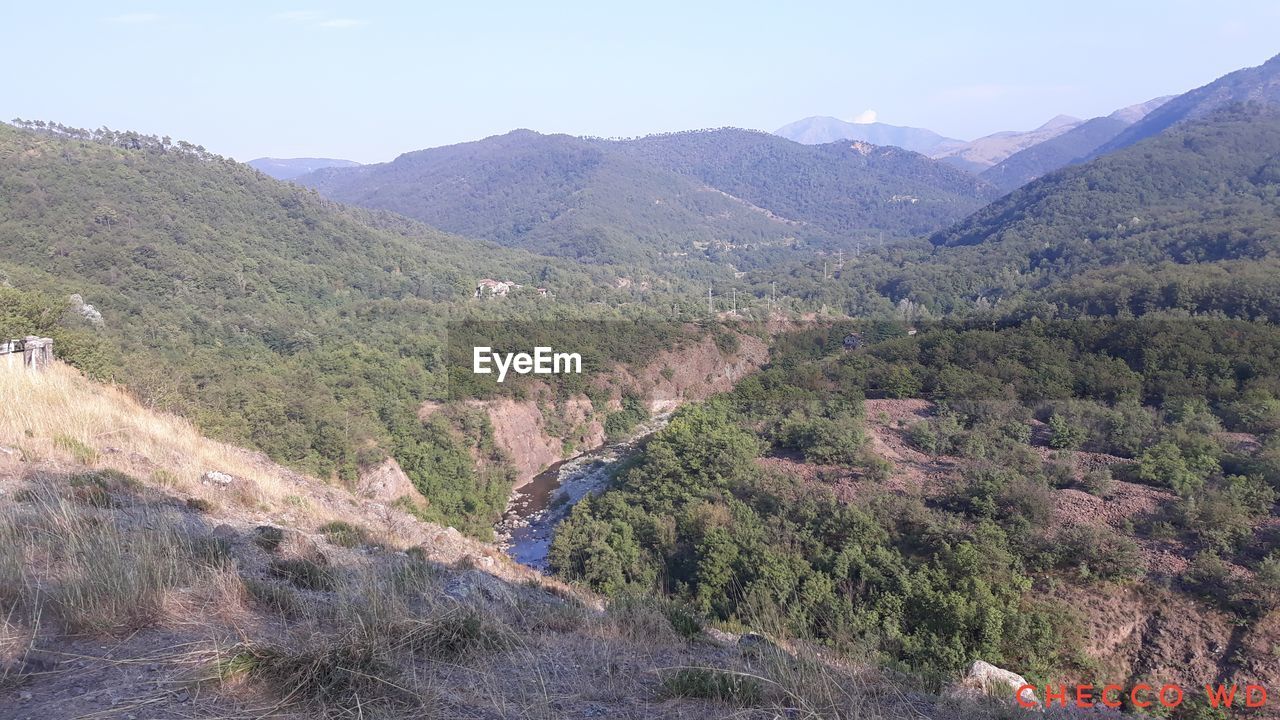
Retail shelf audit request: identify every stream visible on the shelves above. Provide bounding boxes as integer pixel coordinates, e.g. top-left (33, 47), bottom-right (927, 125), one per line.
top-left (495, 414), bottom-right (669, 571)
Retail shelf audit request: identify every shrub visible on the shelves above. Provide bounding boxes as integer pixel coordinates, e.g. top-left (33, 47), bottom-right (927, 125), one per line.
top-left (604, 392), bottom-right (649, 440)
top-left (219, 638), bottom-right (400, 712)
top-left (1080, 467), bottom-right (1114, 497)
top-left (318, 521), bottom-right (368, 548)
top-left (1182, 552), bottom-right (1237, 607)
top-left (1047, 414), bottom-right (1087, 450)
top-left (1174, 475), bottom-right (1276, 552)
top-left (1257, 552), bottom-right (1280, 610)
top-left (661, 668), bottom-right (764, 706)
top-left (270, 558), bottom-right (336, 591)
top-left (907, 414), bottom-right (962, 457)
top-left (1051, 525), bottom-right (1143, 581)
top-left (67, 469), bottom-right (141, 508)
top-left (243, 578), bottom-right (302, 616)
top-left (1138, 441), bottom-right (1210, 496)
top-left (54, 434), bottom-right (98, 465)
top-left (399, 607), bottom-right (513, 659)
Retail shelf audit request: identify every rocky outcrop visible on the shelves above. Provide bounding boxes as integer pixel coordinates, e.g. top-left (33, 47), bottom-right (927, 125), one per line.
top-left (357, 457), bottom-right (424, 506)
top-left (478, 329), bottom-right (769, 487)
top-left (948, 660), bottom-right (1037, 706)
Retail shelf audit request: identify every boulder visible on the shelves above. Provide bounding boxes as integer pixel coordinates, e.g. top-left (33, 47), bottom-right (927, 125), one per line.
top-left (444, 569), bottom-right (517, 607)
top-left (948, 660), bottom-right (1037, 707)
top-left (201, 470), bottom-right (234, 487)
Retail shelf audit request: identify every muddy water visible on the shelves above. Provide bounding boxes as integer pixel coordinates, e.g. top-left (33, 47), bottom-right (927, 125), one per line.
top-left (496, 414), bottom-right (669, 571)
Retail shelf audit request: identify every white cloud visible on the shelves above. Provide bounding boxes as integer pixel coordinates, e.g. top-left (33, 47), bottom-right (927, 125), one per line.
top-left (274, 10), bottom-right (368, 29)
top-left (274, 10), bottom-right (324, 22)
top-left (107, 12), bottom-right (160, 24)
top-left (317, 18), bottom-right (367, 28)
top-left (851, 109), bottom-right (878, 124)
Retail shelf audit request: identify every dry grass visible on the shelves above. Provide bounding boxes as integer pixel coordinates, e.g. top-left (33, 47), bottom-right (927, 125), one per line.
top-left (0, 488), bottom-right (238, 635)
top-left (0, 363), bottom-right (308, 515)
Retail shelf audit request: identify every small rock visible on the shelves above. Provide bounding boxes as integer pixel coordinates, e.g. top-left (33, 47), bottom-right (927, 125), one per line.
top-left (201, 470), bottom-right (234, 487)
top-left (252, 525), bottom-right (286, 552)
top-left (738, 632), bottom-right (787, 655)
top-left (18, 691), bottom-right (32, 702)
top-left (174, 689), bottom-right (191, 703)
top-left (146, 663), bottom-right (159, 672)
top-left (703, 627), bottom-right (740, 647)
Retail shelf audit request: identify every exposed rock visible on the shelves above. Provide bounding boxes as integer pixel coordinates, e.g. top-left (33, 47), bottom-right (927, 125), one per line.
top-left (210, 524), bottom-right (238, 542)
top-left (68, 294), bottom-right (104, 327)
top-left (201, 470), bottom-right (234, 487)
top-left (357, 457), bottom-right (423, 505)
top-left (444, 569), bottom-right (517, 606)
top-left (947, 660), bottom-right (1037, 706)
top-left (703, 627), bottom-right (740, 647)
top-left (251, 525), bottom-right (286, 552)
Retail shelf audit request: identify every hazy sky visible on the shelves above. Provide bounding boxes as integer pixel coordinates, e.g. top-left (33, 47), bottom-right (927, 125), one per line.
top-left (4, 1), bottom-right (1278, 163)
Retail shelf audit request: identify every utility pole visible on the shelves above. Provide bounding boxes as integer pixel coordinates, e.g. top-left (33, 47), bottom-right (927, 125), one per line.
top-left (731, 288), bottom-right (737, 315)
top-left (707, 285), bottom-right (713, 314)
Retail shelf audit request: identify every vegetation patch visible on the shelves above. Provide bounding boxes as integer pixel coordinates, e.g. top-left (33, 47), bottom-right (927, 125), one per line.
top-left (660, 668), bottom-right (764, 706)
top-left (269, 557), bottom-right (336, 591)
top-left (317, 520), bottom-right (368, 548)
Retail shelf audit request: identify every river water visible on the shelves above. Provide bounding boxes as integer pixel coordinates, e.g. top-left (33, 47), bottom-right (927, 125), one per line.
top-left (495, 414), bottom-right (669, 570)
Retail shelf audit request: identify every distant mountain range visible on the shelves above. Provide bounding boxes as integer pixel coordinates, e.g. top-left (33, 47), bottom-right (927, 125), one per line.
top-left (773, 95), bottom-right (1179, 190)
top-left (1089, 53), bottom-right (1280, 159)
top-left (248, 157), bottom-right (360, 180)
top-left (295, 128), bottom-right (997, 266)
top-left (980, 97), bottom-right (1174, 192)
top-left (932, 114), bottom-right (1082, 173)
top-left (772, 117), bottom-right (965, 156)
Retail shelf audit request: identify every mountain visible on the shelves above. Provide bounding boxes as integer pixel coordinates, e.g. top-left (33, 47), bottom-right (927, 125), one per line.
top-left (248, 156), bottom-right (360, 180)
top-left (0, 120), bottom-right (621, 534)
top-left (1090, 53), bottom-right (1280, 158)
top-left (773, 116), bottom-right (965, 155)
top-left (933, 114), bottom-right (1082, 172)
top-left (1107, 95), bottom-right (1176, 124)
top-left (296, 129), bottom-right (806, 265)
top-left (914, 106), bottom-right (1280, 317)
top-left (297, 128), bottom-right (997, 266)
top-left (978, 97), bottom-right (1171, 193)
top-left (612, 129), bottom-right (997, 239)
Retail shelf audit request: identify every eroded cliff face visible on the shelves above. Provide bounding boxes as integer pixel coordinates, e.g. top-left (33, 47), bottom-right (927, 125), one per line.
top-left (475, 330), bottom-right (769, 487)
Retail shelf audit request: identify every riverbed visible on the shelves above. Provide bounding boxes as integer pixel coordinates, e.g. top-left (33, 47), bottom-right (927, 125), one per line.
top-left (495, 414), bottom-right (669, 570)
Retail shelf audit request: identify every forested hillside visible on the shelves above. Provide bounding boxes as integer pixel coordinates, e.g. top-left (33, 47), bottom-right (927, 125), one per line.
top-left (552, 319), bottom-right (1280, 693)
top-left (980, 116), bottom-right (1130, 192)
top-left (612, 129), bottom-right (997, 238)
top-left (297, 128), bottom-right (997, 267)
top-left (1090, 52), bottom-right (1280, 158)
top-left (769, 107), bottom-right (1280, 320)
top-left (297, 129), bottom-right (805, 265)
top-left (0, 121), bottom-right (655, 535)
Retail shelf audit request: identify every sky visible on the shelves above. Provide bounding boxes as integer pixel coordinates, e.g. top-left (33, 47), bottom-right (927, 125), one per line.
top-left (3, 1), bottom-right (1279, 163)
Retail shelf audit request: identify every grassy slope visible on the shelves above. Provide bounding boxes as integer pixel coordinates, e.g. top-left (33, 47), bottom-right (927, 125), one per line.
top-left (0, 361), bottom-right (1040, 720)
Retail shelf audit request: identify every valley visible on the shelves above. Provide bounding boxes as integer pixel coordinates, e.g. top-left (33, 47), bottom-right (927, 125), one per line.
top-left (2, 28), bottom-right (1280, 720)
